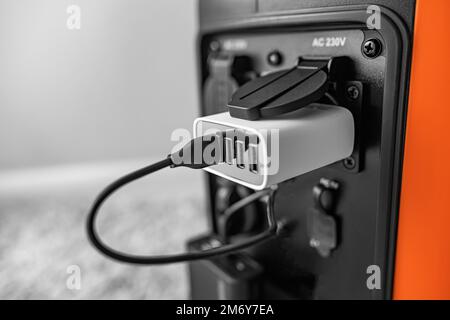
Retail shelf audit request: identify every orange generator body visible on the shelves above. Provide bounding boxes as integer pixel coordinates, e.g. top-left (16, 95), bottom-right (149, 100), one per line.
top-left (394, 0), bottom-right (450, 299)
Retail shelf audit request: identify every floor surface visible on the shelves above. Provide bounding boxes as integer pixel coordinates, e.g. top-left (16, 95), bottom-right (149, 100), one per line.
top-left (0, 162), bottom-right (208, 299)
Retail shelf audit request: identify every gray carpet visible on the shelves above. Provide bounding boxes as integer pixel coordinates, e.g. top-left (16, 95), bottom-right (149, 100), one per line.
top-left (0, 167), bottom-right (208, 299)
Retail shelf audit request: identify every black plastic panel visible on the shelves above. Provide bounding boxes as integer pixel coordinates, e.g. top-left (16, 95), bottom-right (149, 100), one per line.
top-left (195, 1), bottom-right (414, 300)
top-left (199, 0), bottom-right (416, 33)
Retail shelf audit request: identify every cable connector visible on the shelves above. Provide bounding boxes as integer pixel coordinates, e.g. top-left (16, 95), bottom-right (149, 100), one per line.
top-left (169, 134), bottom-right (222, 169)
top-left (87, 134), bottom-right (281, 265)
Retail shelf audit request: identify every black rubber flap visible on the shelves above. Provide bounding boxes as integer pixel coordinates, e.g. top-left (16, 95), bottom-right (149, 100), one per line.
top-left (228, 59), bottom-right (330, 120)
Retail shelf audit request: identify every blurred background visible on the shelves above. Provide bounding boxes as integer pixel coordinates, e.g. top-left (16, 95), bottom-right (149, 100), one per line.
top-left (0, 0), bottom-right (208, 299)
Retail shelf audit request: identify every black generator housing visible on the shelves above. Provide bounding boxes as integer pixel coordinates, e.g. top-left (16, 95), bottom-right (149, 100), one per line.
top-left (189, 0), bottom-right (415, 300)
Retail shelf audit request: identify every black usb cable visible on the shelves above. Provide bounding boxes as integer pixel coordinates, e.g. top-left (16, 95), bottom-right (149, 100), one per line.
top-left (86, 135), bottom-right (282, 265)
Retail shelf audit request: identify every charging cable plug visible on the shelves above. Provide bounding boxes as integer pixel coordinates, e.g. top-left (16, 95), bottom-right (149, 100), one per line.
top-left (86, 134), bottom-right (282, 265)
top-left (169, 134), bottom-right (222, 169)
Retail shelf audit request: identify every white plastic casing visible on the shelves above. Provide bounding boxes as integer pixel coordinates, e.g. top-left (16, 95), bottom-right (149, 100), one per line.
top-left (194, 104), bottom-right (354, 190)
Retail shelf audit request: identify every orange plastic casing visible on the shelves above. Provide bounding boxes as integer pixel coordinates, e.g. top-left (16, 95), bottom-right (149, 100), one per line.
top-left (393, 0), bottom-right (450, 300)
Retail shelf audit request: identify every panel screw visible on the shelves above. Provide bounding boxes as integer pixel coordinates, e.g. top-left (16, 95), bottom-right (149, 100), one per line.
top-left (310, 239), bottom-right (321, 248)
top-left (235, 261), bottom-right (246, 271)
top-left (343, 157), bottom-right (356, 170)
top-left (363, 38), bottom-right (382, 58)
top-left (267, 50), bottom-right (283, 66)
top-left (209, 40), bottom-right (220, 52)
top-left (346, 85), bottom-right (360, 100)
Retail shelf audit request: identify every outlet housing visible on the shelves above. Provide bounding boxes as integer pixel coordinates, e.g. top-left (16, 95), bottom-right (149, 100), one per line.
top-left (194, 104), bottom-right (354, 190)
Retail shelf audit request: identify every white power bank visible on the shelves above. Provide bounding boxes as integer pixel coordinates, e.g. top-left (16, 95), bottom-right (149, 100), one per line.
top-left (194, 104), bottom-right (354, 190)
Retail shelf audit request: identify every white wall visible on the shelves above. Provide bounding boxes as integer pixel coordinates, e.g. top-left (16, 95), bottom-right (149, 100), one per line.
top-left (0, 0), bottom-right (198, 170)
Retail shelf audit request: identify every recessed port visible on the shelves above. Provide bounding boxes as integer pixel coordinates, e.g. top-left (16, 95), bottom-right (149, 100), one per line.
top-left (214, 132), bottom-right (225, 163)
top-left (236, 140), bottom-right (245, 169)
top-left (225, 137), bottom-right (235, 164)
top-left (249, 144), bottom-right (258, 173)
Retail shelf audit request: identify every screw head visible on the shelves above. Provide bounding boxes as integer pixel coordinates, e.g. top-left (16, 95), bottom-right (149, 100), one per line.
top-left (363, 39), bottom-right (382, 58)
top-left (267, 50), bottom-right (283, 66)
top-left (310, 239), bottom-right (321, 248)
top-left (235, 261), bottom-right (246, 272)
top-left (343, 157), bottom-right (356, 170)
top-left (209, 40), bottom-right (220, 52)
top-left (346, 86), bottom-right (360, 100)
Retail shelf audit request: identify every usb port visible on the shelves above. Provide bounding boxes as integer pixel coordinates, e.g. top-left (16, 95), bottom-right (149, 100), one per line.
top-left (249, 144), bottom-right (258, 173)
top-left (225, 137), bottom-right (235, 164)
top-left (214, 132), bottom-right (224, 163)
top-left (236, 140), bottom-right (245, 169)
